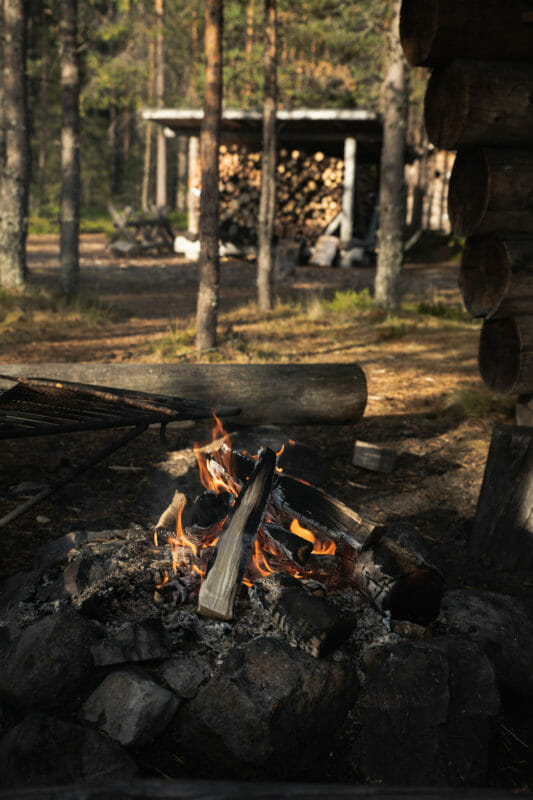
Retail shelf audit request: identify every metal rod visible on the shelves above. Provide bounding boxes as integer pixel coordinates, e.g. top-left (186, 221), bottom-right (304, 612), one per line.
top-left (0, 423), bottom-right (149, 528)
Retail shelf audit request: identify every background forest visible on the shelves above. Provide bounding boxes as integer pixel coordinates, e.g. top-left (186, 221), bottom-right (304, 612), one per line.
top-left (27, 0), bottom-right (391, 218)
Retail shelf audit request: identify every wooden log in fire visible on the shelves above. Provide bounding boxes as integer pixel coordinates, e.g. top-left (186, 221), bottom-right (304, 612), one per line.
top-left (479, 316), bottom-right (533, 395)
top-left (448, 148), bottom-right (533, 237)
top-left (353, 529), bottom-right (444, 626)
top-left (459, 234), bottom-right (533, 319)
top-left (424, 60), bottom-right (533, 150)
top-left (470, 424), bottom-right (533, 573)
top-left (262, 522), bottom-right (313, 567)
top-left (197, 447), bottom-right (277, 620)
top-left (250, 573), bottom-right (357, 658)
top-left (0, 362), bottom-right (367, 426)
top-left (400, 0), bottom-right (533, 67)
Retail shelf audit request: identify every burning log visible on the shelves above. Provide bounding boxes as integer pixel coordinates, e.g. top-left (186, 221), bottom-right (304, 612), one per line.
top-left (198, 447), bottom-right (277, 620)
top-left (424, 60), bottom-right (533, 150)
top-left (262, 522), bottom-right (313, 567)
top-left (459, 234), bottom-right (533, 319)
top-left (352, 529), bottom-right (444, 625)
top-left (250, 573), bottom-right (357, 658)
top-left (448, 148), bottom-right (533, 237)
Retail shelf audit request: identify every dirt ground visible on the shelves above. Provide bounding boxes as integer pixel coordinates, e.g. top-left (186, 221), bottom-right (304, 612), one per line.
top-left (1, 234), bottom-right (532, 787)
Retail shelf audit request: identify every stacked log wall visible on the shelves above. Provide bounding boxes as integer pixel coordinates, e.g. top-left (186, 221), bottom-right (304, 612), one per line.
top-left (400, 0), bottom-right (533, 396)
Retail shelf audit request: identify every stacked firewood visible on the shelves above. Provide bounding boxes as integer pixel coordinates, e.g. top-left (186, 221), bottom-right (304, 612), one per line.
top-left (218, 145), bottom-right (345, 245)
top-left (401, 0), bottom-right (533, 397)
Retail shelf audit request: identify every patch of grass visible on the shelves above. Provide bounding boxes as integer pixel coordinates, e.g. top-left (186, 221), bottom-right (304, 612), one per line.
top-left (153, 324), bottom-right (195, 360)
top-left (412, 300), bottom-right (474, 323)
top-left (321, 288), bottom-right (375, 314)
top-left (374, 316), bottom-right (417, 341)
top-left (445, 388), bottom-right (515, 421)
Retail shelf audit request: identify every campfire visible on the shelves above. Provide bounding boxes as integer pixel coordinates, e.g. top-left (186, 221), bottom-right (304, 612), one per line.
top-left (152, 416), bottom-right (443, 657)
top-left (2, 416), bottom-right (531, 790)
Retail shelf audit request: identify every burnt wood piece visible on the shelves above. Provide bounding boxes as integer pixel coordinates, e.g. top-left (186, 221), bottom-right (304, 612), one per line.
top-left (262, 522), bottom-right (313, 566)
top-left (479, 316), bottom-right (533, 395)
top-left (470, 424), bottom-right (533, 572)
top-left (250, 573), bottom-right (357, 658)
top-left (459, 234), bottom-right (533, 319)
top-left (154, 491), bottom-right (186, 539)
top-left (425, 60), bottom-right (533, 150)
top-left (400, 0), bottom-right (533, 67)
top-left (210, 445), bottom-right (378, 569)
top-left (198, 447), bottom-right (277, 620)
top-left (353, 532), bottom-right (444, 625)
top-left (0, 362), bottom-right (367, 426)
top-left (448, 148), bottom-right (533, 237)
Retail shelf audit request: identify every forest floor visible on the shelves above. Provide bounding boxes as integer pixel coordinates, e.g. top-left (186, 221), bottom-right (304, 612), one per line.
top-left (0, 233), bottom-right (532, 788)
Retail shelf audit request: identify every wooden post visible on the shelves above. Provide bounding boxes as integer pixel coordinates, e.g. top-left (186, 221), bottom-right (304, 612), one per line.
top-left (448, 148), bottom-right (533, 237)
top-left (470, 424), bottom-right (533, 573)
top-left (400, 0), bottom-right (533, 67)
top-left (187, 136), bottom-right (201, 235)
top-left (155, 0), bottom-right (167, 209)
top-left (340, 137), bottom-right (357, 243)
top-left (425, 60), bottom-right (533, 150)
top-left (459, 234), bottom-right (533, 319)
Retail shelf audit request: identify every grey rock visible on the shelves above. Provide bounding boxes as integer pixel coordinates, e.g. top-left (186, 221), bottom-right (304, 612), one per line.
top-left (63, 556), bottom-right (106, 598)
top-left (81, 669), bottom-right (179, 747)
top-left (91, 619), bottom-right (171, 666)
top-left (179, 634), bottom-right (357, 778)
top-left (34, 531), bottom-right (88, 569)
top-left (0, 610), bottom-right (103, 712)
top-left (351, 636), bottom-right (500, 786)
top-left (160, 654), bottom-right (212, 699)
top-left (0, 713), bottom-right (137, 789)
top-left (439, 588), bottom-right (533, 697)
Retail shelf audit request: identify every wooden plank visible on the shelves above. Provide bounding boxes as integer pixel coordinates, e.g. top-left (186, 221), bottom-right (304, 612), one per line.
top-left (0, 363), bottom-right (367, 426)
top-left (197, 447), bottom-right (277, 620)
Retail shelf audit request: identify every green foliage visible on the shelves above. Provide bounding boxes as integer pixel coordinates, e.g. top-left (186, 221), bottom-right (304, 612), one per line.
top-left (320, 288), bottom-right (376, 314)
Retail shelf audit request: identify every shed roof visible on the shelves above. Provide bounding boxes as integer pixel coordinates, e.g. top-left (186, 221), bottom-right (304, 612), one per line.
top-left (142, 108), bottom-right (383, 159)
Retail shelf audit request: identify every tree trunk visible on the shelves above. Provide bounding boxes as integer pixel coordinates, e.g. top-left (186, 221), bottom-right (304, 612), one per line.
top-left (257, 0), bottom-right (277, 310)
top-left (175, 135), bottom-right (188, 213)
top-left (374, 0), bottom-right (408, 311)
top-left (195, 0), bottom-right (223, 351)
top-left (37, 1), bottom-right (50, 214)
top-left (0, 0), bottom-right (28, 289)
top-left (155, 0), bottom-right (166, 209)
top-left (59, 0), bottom-right (80, 298)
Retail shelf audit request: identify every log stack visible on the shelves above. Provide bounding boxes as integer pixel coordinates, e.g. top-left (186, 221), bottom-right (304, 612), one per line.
top-left (218, 144), bottom-right (376, 247)
top-left (400, 0), bottom-right (533, 397)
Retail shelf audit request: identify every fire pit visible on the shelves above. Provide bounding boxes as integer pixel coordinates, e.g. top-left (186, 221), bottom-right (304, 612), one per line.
top-left (0, 420), bottom-right (532, 791)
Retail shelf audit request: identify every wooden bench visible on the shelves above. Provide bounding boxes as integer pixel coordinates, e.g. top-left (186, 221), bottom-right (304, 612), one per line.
top-left (108, 205), bottom-right (175, 256)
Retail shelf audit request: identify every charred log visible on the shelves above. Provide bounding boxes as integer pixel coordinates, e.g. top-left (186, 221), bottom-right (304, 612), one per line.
top-left (198, 447), bottom-right (277, 620)
top-left (262, 522), bottom-right (313, 567)
top-left (250, 573), bottom-right (357, 658)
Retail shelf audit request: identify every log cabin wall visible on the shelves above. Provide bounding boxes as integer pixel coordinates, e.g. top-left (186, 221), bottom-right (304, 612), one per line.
top-left (400, 0), bottom-right (533, 398)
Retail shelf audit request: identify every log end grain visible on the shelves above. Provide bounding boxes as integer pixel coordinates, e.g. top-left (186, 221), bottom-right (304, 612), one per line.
top-left (424, 61), bottom-right (469, 150)
top-left (448, 150), bottom-right (488, 237)
top-left (479, 317), bottom-right (521, 395)
top-left (399, 0), bottom-right (438, 66)
top-left (459, 234), bottom-right (509, 318)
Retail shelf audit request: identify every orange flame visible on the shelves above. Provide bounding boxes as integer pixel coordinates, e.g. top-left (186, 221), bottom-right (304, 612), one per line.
top-left (290, 518), bottom-right (336, 556)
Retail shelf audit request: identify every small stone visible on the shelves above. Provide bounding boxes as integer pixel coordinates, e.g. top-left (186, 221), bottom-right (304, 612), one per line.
top-left (91, 619), bottom-right (171, 666)
top-left (36, 515), bottom-right (51, 524)
top-left (160, 655), bottom-right (212, 699)
top-left (81, 669), bottom-right (179, 747)
top-left (0, 713), bottom-right (137, 789)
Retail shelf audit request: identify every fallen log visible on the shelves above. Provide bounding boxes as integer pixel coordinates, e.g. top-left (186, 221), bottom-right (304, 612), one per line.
top-left (424, 60), bottom-right (533, 150)
top-left (0, 363), bottom-right (367, 426)
top-left (197, 447), bottom-right (276, 620)
top-left (459, 234), bottom-right (533, 318)
top-left (479, 316), bottom-right (533, 395)
top-left (250, 573), bottom-right (358, 658)
top-left (400, 0), bottom-right (533, 67)
top-left (470, 424), bottom-right (533, 572)
top-left (448, 148), bottom-right (533, 237)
